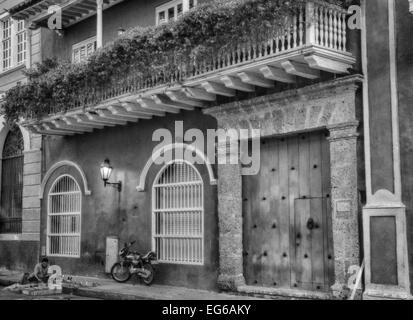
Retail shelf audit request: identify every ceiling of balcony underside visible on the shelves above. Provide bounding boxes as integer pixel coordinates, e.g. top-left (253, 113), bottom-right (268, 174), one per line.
top-left (10, 0), bottom-right (125, 28)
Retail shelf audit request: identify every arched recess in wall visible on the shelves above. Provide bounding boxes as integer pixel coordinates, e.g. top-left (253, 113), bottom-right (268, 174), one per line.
top-left (0, 121), bottom-right (31, 153)
top-left (137, 143), bottom-right (217, 192)
top-left (40, 160), bottom-right (92, 199)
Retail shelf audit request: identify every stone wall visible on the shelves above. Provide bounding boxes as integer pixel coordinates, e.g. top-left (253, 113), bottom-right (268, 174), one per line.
top-left (204, 74), bottom-right (363, 298)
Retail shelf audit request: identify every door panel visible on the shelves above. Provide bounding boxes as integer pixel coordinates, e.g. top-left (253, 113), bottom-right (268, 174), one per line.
top-left (243, 131), bottom-right (332, 291)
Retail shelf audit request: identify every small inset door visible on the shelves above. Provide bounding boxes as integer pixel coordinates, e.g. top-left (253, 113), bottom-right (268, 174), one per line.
top-left (243, 131), bottom-right (334, 292)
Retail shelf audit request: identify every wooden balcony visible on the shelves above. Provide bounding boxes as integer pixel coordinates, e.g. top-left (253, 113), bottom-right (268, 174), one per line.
top-left (11, 0), bottom-right (125, 29)
top-left (23, 1), bottom-right (356, 136)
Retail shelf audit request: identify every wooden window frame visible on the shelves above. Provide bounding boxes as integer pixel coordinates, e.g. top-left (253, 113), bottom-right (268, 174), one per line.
top-left (72, 36), bottom-right (97, 64)
top-left (0, 13), bottom-right (27, 73)
top-left (155, 0), bottom-right (198, 26)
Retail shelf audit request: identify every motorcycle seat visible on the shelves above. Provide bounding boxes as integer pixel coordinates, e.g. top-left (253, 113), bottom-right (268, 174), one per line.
top-left (141, 252), bottom-right (151, 260)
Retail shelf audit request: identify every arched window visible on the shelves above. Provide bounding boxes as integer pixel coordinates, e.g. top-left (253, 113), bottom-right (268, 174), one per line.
top-left (0, 127), bottom-right (24, 234)
top-left (47, 175), bottom-right (81, 257)
top-left (152, 161), bottom-right (204, 265)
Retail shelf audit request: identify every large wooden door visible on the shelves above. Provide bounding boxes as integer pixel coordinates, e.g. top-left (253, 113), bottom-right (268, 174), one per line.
top-left (243, 131), bottom-right (334, 292)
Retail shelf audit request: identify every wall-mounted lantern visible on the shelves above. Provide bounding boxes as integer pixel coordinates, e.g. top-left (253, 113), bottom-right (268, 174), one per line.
top-left (100, 158), bottom-right (122, 192)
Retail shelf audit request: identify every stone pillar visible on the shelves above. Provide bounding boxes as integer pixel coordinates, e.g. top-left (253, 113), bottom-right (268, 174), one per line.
top-left (327, 121), bottom-right (360, 298)
top-left (216, 141), bottom-right (246, 291)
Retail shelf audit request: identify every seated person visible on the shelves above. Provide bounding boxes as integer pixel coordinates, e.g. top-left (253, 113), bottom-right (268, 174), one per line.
top-left (27, 257), bottom-right (50, 284)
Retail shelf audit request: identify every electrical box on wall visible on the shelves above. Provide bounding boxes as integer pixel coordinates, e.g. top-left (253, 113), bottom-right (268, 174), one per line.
top-left (105, 236), bottom-right (119, 274)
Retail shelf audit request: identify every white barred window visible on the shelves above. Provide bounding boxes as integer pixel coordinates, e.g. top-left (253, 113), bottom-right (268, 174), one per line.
top-left (47, 175), bottom-right (82, 258)
top-left (152, 161), bottom-right (204, 265)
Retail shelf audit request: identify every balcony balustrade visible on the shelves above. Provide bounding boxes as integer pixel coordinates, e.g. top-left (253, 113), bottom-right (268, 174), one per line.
top-left (24, 0), bottom-right (355, 136)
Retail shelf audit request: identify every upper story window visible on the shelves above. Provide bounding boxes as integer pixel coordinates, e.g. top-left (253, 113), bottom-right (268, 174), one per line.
top-left (156, 0), bottom-right (197, 25)
top-left (0, 16), bottom-right (27, 72)
top-left (72, 37), bottom-right (97, 64)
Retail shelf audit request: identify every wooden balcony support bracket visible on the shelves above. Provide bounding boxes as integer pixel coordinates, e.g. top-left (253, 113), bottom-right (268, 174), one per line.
top-left (137, 97), bottom-right (180, 114)
top-left (121, 102), bottom-right (165, 117)
top-left (107, 105), bottom-right (152, 120)
top-left (260, 65), bottom-right (296, 83)
top-left (152, 94), bottom-right (195, 111)
top-left (183, 87), bottom-right (217, 102)
top-left (62, 116), bottom-right (105, 130)
top-left (304, 54), bottom-right (351, 74)
top-left (41, 123), bottom-right (76, 136)
top-left (201, 81), bottom-right (236, 97)
top-left (86, 112), bottom-right (127, 126)
top-left (51, 119), bottom-right (93, 133)
top-left (166, 90), bottom-right (206, 108)
top-left (72, 114), bottom-right (116, 128)
top-left (237, 72), bottom-right (274, 88)
top-left (220, 76), bottom-right (255, 93)
top-left (281, 61), bottom-right (320, 79)
top-left (27, 124), bottom-right (70, 136)
top-left (96, 109), bottom-right (139, 123)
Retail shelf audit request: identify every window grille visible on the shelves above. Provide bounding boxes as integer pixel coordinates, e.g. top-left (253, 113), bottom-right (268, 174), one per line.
top-left (152, 161), bottom-right (204, 265)
top-left (0, 128), bottom-right (23, 234)
top-left (47, 175), bottom-right (81, 257)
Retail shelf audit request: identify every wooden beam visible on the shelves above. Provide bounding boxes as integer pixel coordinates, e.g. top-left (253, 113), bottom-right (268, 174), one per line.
top-left (220, 76), bottom-right (255, 92)
top-left (51, 119), bottom-right (93, 133)
top-left (152, 94), bottom-right (194, 111)
top-left (201, 81), bottom-right (236, 97)
top-left (165, 90), bottom-right (206, 108)
top-left (41, 123), bottom-right (76, 136)
top-left (238, 72), bottom-right (274, 88)
top-left (184, 87), bottom-right (216, 102)
top-left (28, 124), bottom-right (68, 136)
top-left (121, 102), bottom-right (165, 117)
top-left (96, 109), bottom-right (139, 122)
top-left (72, 114), bottom-right (114, 128)
top-left (107, 105), bottom-right (152, 120)
top-left (260, 65), bottom-right (296, 83)
top-left (304, 54), bottom-right (350, 74)
top-left (281, 61), bottom-right (320, 79)
top-left (62, 116), bottom-right (104, 130)
top-left (86, 112), bottom-right (127, 126)
top-left (137, 97), bottom-right (180, 114)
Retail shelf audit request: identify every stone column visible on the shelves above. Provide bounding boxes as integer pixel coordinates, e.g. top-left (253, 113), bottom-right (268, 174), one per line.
top-left (216, 141), bottom-right (246, 291)
top-left (327, 121), bottom-right (360, 298)
top-left (96, 0), bottom-right (103, 48)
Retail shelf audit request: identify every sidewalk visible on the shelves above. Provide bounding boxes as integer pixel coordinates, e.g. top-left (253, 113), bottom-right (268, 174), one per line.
top-left (0, 270), bottom-right (261, 300)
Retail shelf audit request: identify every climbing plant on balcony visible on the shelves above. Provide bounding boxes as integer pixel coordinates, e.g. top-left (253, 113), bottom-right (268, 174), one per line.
top-left (1, 0), bottom-right (348, 124)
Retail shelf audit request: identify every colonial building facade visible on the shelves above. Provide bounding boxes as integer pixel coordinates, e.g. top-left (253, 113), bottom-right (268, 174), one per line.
top-left (0, 0), bottom-right (411, 300)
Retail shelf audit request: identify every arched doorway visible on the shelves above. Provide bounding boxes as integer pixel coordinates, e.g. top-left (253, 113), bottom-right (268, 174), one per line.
top-left (0, 127), bottom-right (24, 234)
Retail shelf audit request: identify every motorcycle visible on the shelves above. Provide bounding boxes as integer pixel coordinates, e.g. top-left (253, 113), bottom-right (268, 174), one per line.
top-left (110, 241), bottom-right (157, 285)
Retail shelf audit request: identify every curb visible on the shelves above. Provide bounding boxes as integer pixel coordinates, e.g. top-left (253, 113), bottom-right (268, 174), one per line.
top-left (0, 278), bottom-right (15, 287)
top-left (72, 287), bottom-right (153, 300)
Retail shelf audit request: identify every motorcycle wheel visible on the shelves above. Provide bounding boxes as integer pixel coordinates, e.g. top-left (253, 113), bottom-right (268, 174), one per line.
top-left (142, 263), bottom-right (154, 286)
top-left (111, 262), bottom-right (131, 283)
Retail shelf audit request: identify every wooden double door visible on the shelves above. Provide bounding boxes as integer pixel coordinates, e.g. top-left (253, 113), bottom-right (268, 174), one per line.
top-left (243, 131), bottom-right (334, 292)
